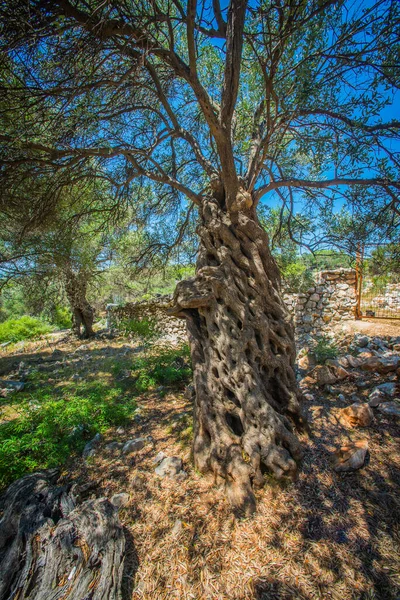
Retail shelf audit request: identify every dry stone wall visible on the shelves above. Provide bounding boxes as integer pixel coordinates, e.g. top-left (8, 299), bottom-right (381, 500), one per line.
top-left (283, 269), bottom-right (357, 340)
top-left (107, 269), bottom-right (357, 343)
top-left (106, 295), bottom-right (187, 342)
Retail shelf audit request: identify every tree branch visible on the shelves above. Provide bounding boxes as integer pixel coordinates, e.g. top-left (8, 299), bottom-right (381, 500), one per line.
top-left (256, 177), bottom-right (400, 201)
top-left (220, 0), bottom-right (248, 128)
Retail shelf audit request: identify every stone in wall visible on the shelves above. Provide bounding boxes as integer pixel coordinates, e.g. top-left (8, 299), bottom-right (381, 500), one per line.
top-left (283, 268), bottom-right (357, 341)
top-left (107, 295), bottom-right (187, 342)
top-left (107, 269), bottom-right (358, 345)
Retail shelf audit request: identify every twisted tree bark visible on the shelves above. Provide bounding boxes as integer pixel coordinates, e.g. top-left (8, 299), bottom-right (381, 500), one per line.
top-left (64, 269), bottom-right (95, 338)
top-left (170, 195), bottom-right (305, 514)
top-left (0, 471), bottom-right (126, 600)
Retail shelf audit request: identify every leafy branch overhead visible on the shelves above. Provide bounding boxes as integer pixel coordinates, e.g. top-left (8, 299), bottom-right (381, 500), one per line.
top-left (0, 0), bottom-right (399, 221)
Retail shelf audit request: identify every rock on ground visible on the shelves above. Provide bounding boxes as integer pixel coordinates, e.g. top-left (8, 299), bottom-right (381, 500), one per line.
top-left (332, 440), bottom-right (369, 472)
top-left (122, 438), bottom-right (146, 454)
top-left (82, 432), bottom-right (102, 459)
top-left (154, 456), bottom-right (187, 480)
top-left (377, 402), bottom-right (400, 419)
top-left (339, 403), bottom-right (374, 428)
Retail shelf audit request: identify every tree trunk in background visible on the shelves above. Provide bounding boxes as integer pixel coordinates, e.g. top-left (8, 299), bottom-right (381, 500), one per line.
top-left (170, 196), bottom-right (305, 515)
top-left (64, 270), bottom-right (95, 338)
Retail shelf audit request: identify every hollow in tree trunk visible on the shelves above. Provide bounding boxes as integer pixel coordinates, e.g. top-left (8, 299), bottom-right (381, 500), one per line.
top-left (170, 195), bottom-right (305, 515)
top-left (64, 270), bottom-right (95, 338)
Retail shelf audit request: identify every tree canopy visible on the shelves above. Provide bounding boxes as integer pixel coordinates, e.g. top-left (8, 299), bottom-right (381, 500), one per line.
top-left (0, 0), bottom-right (399, 229)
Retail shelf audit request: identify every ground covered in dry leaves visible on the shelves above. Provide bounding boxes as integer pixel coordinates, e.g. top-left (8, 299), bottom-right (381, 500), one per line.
top-left (0, 321), bottom-right (399, 600)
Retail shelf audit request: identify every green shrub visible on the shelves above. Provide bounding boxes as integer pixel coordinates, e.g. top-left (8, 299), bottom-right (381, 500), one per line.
top-left (282, 262), bottom-right (314, 293)
top-left (0, 316), bottom-right (53, 343)
top-left (52, 306), bottom-right (73, 329)
top-left (132, 345), bottom-right (192, 392)
top-left (120, 317), bottom-right (157, 339)
top-left (0, 382), bottom-right (135, 488)
top-left (314, 336), bottom-right (338, 364)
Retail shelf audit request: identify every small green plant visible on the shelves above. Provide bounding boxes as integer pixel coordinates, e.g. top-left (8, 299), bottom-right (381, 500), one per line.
top-left (120, 317), bottom-right (157, 339)
top-left (131, 345), bottom-right (192, 392)
top-left (282, 262), bottom-right (314, 293)
top-left (313, 336), bottom-right (338, 364)
top-left (52, 306), bottom-right (72, 329)
top-left (167, 412), bottom-right (193, 447)
top-left (0, 316), bottom-right (53, 343)
top-left (0, 381), bottom-right (136, 489)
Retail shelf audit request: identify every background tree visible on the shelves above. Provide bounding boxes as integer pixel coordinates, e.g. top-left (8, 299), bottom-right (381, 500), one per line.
top-left (0, 179), bottom-right (125, 337)
top-left (259, 206), bottom-right (315, 292)
top-left (368, 244), bottom-right (400, 279)
top-left (1, 0), bottom-right (399, 513)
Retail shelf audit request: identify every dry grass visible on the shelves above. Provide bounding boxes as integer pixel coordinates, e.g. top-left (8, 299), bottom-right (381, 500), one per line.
top-left (1, 330), bottom-right (399, 600)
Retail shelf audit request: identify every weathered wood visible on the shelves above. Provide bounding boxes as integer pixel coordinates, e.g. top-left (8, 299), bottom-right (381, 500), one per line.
top-left (64, 269), bottom-right (95, 338)
top-left (0, 471), bottom-right (126, 600)
top-left (171, 196), bottom-right (306, 515)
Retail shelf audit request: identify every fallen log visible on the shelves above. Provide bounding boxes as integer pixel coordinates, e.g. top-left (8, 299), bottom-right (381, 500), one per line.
top-left (0, 470), bottom-right (126, 600)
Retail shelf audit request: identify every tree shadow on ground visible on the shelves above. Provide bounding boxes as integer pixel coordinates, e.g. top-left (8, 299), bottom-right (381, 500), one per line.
top-left (121, 526), bottom-right (140, 600)
top-left (253, 578), bottom-right (307, 599)
top-left (249, 396), bottom-right (400, 600)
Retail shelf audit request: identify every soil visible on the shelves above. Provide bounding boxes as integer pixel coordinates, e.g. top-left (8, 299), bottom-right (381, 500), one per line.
top-left (0, 325), bottom-right (399, 600)
top-left (337, 317), bottom-right (400, 338)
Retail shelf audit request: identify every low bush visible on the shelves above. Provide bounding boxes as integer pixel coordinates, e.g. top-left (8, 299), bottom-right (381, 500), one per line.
top-left (0, 382), bottom-right (135, 488)
top-left (281, 262), bottom-right (315, 293)
top-left (132, 345), bottom-right (192, 392)
top-left (314, 336), bottom-right (338, 364)
top-left (52, 306), bottom-right (73, 329)
top-left (120, 317), bottom-right (157, 339)
top-left (0, 316), bottom-right (53, 343)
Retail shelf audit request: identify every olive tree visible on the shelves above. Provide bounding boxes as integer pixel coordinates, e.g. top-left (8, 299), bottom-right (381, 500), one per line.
top-left (0, 179), bottom-right (121, 338)
top-left (1, 0), bottom-right (399, 513)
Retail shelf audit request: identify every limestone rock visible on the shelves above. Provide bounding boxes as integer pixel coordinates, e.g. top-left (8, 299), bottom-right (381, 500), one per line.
top-left (312, 365), bottom-right (337, 386)
top-left (0, 380), bottom-right (25, 392)
top-left (337, 356), bottom-right (350, 368)
top-left (153, 450), bottom-right (167, 465)
top-left (375, 382), bottom-right (398, 397)
top-left (377, 402), bottom-right (400, 419)
top-left (82, 432), bottom-right (102, 459)
top-left (110, 492), bottom-right (130, 508)
top-left (361, 355), bottom-right (400, 374)
top-left (122, 438), bottom-right (146, 454)
top-left (357, 351), bottom-right (375, 359)
top-left (105, 441), bottom-right (123, 453)
top-left (356, 336), bottom-right (369, 348)
top-left (368, 389), bottom-right (386, 407)
top-left (345, 355), bottom-right (363, 368)
top-left (332, 440), bottom-right (368, 472)
top-left (155, 456), bottom-right (185, 479)
top-left (339, 403), bottom-right (374, 427)
top-left (325, 360), bottom-right (350, 380)
top-left (298, 353), bottom-right (315, 371)
top-left (299, 376), bottom-right (317, 389)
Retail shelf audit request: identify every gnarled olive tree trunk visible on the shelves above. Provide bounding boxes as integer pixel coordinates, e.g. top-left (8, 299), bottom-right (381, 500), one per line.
top-left (170, 195), bottom-right (305, 514)
top-left (64, 270), bottom-right (95, 338)
top-left (0, 471), bottom-right (126, 600)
